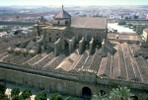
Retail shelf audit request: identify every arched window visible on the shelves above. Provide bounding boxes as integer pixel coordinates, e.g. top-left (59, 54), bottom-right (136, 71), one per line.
top-left (49, 37), bottom-right (51, 42)
top-left (58, 21), bottom-right (60, 25)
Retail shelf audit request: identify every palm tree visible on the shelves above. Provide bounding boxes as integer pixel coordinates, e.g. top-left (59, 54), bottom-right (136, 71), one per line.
top-left (91, 93), bottom-right (108, 100)
top-left (65, 96), bottom-right (72, 100)
top-left (109, 86), bottom-right (134, 100)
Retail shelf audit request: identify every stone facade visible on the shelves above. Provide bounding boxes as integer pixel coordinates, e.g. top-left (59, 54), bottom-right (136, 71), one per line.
top-left (0, 64), bottom-right (148, 99)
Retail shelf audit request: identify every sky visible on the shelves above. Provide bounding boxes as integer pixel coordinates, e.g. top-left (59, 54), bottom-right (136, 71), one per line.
top-left (0, 0), bottom-right (148, 6)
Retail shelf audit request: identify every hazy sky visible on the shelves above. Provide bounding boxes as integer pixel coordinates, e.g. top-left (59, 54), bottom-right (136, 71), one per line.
top-left (0, 0), bottom-right (148, 6)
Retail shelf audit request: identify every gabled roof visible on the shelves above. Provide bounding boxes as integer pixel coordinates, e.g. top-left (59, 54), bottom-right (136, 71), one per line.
top-left (54, 6), bottom-right (71, 19)
top-left (71, 17), bottom-right (107, 29)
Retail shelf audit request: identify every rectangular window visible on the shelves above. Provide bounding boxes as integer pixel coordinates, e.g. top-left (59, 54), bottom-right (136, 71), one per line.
top-left (49, 37), bottom-right (51, 42)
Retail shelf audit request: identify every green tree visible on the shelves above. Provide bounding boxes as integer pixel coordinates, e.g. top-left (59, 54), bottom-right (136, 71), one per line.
top-left (0, 93), bottom-right (5, 100)
top-left (55, 94), bottom-right (63, 100)
top-left (109, 86), bottom-right (134, 100)
top-left (21, 88), bottom-right (32, 99)
top-left (0, 84), bottom-right (7, 100)
top-left (12, 95), bottom-right (24, 100)
top-left (118, 21), bottom-right (126, 25)
top-left (50, 93), bottom-right (58, 100)
top-left (0, 84), bottom-right (7, 94)
top-left (73, 98), bottom-right (78, 100)
top-left (18, 95), bottom-right (24, 100)
top-left (40, 16), bottom-right (47, 24)
top-left (2, 96), bottom-right (9, 100)
top-left (35, 91), bottom-right (47, 100)
top-left (11, 88), bottom-right (20, 97)
top-left (91, 93), bottom-right (108, 100)
top-left (65, 96), bottom-right (72, 100)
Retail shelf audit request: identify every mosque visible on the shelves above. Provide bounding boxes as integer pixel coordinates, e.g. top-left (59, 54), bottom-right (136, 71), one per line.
top-left (0, 6), bottom-right (148, 100)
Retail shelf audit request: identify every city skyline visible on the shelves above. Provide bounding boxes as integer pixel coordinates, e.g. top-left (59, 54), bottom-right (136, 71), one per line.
top-left (0, 0), bottom-right (148, 6)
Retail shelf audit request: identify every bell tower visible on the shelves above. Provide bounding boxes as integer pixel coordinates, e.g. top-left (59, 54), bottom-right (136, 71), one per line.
top-left (52, 5), bottom-right (71, 26)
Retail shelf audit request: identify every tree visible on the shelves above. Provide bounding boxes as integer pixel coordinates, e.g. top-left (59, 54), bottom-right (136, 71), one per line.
top-left (11, 88), bottom-right (20, 97)
top-left (55, 94), bottom-right (63, 100)
top-left (21, 88), bottom-right (32, 99)
top-left (109, 86), bottom-right (134, 100)
top-left (12, 95), bottom-right (24, 100)
top-left (2, 96), bottom-right (9, 100)
top-left (65, 96), bottom-right (72, 100)
top-left (40, 16), bottom-right (47, 24)
top-left (73, 98), bottom-right (78, 100)
top-left (0, 93), bottom-right (5, 100)
top-left (18, 95), bottom-right (24, 100)
top-left (50, 93), bottom-right (58, 100)
top-left (0, 84), bottom-right (7, 94)
top-left (134, 15), bottom-right (138, 19)
top-left (0, 84), bottom-right (7, 100)
top-left (118, 21), bottom-right (126, 25)
top-left (35, 91), bottom-right (47, 100)
top-left (91, 93), bottom-right (108, 100)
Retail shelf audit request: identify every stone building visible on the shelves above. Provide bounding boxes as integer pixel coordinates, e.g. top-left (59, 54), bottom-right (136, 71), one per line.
top-left (33, 6), bottom-right (108, 56)
top-left (0, 6), bottom-right (148, 100)
top-left (135, 28), bottom-right (148, 58)
top-left (141, 28), bottom-right (148, 43)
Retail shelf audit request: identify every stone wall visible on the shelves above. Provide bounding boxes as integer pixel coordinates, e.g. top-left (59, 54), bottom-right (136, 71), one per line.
top-left (0, 66), bottom-right (148, 99)
top-left (0, 67), bottom-right (103, 96)
top-left (44, 29), bottom-right (62, 43)
top-left (70, 28), bottom-right (106, 43)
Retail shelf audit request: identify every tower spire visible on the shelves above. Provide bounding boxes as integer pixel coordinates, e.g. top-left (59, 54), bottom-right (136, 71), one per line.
top-left (62, 5), bottom-right (64, 10)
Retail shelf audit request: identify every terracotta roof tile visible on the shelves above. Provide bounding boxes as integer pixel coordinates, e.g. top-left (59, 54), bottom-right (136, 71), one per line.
top-left (71, 17), bottom-right (107, 29)
top-left (54, 10), bottom-right (71, 19)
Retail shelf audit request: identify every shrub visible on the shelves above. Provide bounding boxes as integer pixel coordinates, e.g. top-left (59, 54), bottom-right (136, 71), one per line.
top-left (35, 91), bottom-right (47, 100)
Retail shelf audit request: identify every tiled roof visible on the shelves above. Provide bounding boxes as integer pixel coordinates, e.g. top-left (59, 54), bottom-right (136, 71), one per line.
top-left (71, 17), bottom-right (107, 29)
top-left (137, 48), bottom-right (148, 54)
top-left (144, 28), bottom-right (148, 33)
top-left (107, 33), bottom-right (140, 41)
top-left (54, 10), bottom-right (71, 19)
top-left (97, 43), bottom-right (148, 83)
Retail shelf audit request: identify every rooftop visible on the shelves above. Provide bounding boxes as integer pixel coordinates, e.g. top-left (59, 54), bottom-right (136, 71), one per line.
top-left (108, 23), bottom-right (135, 33)
top-left (0, 35), bottom-right (148, 85)
top-left (144, 28), bottom-right (148, 33)
top-left (71, 17), bottom-right (107, 29)
top-left (54, 6), bottom-right (71, 19)
top-left (108, 33), bottom-right (141, 41)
